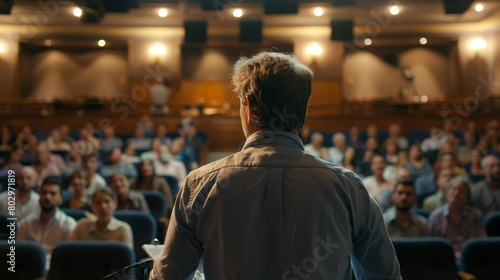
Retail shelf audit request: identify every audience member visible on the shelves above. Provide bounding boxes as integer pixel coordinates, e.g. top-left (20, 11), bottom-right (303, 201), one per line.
top-left (136, 114), bottom-right (154, 136)
top-left (170, 137), bottom-right (198, 171)
top-left (421, 126), bottom-right (446, 153)
top-left (470, 154), bottom-right (500, 214)
top-left (434, 152), bottom-right (466, 176)
top-left (20, 134), bottom-right (38, 165)
top-left (78, 128), bottom-right (100, 154)
top-left (111, 172), bottom-right (150, 213)
top-left (0, 144), bottom-right (24, 176)
top-left (130, 159), bottom-right (174, 212)
top-left (383, 179), bottom-right (429, 238)
top-left (47, 129), bottom-right (70, 151)
top-left (127, 126), bottom-right (152, 151)
top-left (423, 167), bottom-right (455, 211)
top-left (457, 130), bottom-right (477, 165)
top-left (15, 125), bottom-right (36, 148)
top-left (154, 122), bottom-right (171, 147)
top-left (347, 125), bottom-right (363, 150)
top-left (18, 176), bottom-right (77, 269)
top-left (362, 154), bottom-right (390, 202)
top-left (405, 144), bottom-right (433, 178)
top-left (326, 132), bottom-right (347, 164)
top-left (58, 123), bottom-right (75, 144)
top-left (70, 187), bottom-right (133, 249)
top-left (360, 136), bottom-right (380, 169)
top-left (154, 145), bottom-right (187, 185)
top-left (82, 151), bottom-right (107, 196)
top-left (366, 124), bottom-right (379, 143)
top-left (464, 149), bottom-right (484, 176)
top-left (121, 142), bottom-right (141, 164)
top-left (184, 123), bottom-right (205, 162)
top-left (386, 123), bottom-right (409, 151)
top-left (64, 141), bottom-right (82, 175)
top-left (0, 166), bottom-right (39, 220)
top-left (341, 146), bottom-right (360, 175)
top-left (0, 124), bottom-right (15, 149)
top-left (429, 176), bottom-right (486, 260)
top-left (100, 148), bottom-right (138, 179)
top-left (384, 139), bottom-right (400, 165)
top-left (304, 132), bottom-right (326, 158)
top-left (33, 142), bottom-right (61, 188)
top-left (62, 170), bottom-right (92, 211)
top-left (298, 125), bottom-right (311, 145)
top-left (100, 126), bottom-right (123, 153)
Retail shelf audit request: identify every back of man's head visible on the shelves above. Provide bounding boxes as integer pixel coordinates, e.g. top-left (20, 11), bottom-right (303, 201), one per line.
top-left (231, 52), bottom-right (313, 132)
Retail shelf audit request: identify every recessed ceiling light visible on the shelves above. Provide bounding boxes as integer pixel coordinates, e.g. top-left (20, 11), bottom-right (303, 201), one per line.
top-left (313, 7), bottom-right (324, 17)
top-left (98, 40), bottom-right (106, 47)
top-left (158, 8), bottom-right (168, 17)
top-left (475, 4), bottom-right (484, 12)
top-left (73, 7), bottom-right (82, 17)
top-left (419, 37), bottom-right (428, 45)
top-left (364, 38), bottom-right (372, 46)
top-left (389, 6), bottom-right (400, 15)
top-left (233, 8), bottom-right (243, 18)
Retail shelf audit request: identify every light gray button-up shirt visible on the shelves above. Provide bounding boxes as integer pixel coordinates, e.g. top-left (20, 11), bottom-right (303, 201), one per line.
top-left (150, 130), bottom-right (401, 280)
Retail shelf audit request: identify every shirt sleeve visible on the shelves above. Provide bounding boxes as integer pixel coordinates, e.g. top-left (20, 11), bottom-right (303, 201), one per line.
top-left (351, 189), bottom-right (402, 280)
top-left (123, 223), bottom-right (134, 249)
top-left (149, 177), bottom-right (202, 280)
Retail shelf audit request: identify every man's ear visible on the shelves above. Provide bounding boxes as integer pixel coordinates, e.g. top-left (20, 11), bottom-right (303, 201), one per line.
top-left (245, 96), bottom-right (252, 123)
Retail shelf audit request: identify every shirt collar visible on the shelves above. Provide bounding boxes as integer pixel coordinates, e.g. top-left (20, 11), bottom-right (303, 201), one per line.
top-left (242, 130), bottom-right (304, 151)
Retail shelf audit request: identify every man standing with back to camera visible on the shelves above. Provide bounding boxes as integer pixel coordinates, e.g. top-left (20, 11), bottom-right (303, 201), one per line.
top-left (149, 52), bottom-right (401, 280)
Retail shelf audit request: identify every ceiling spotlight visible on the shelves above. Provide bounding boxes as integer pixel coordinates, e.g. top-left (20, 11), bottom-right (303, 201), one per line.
top-left (158, 8), bottom-right (168, 17)
top-left (389, 6), bottom-right (400, 15)
top-left (419, 37), bottom-right (428, 45)
top-left (233, 8), bottom-right (243, 18)
top-left (73, 7), bottom-right (82, 17)
top-left (364, 38), bottom-right (372, 46)
top-left (98, 40), bottom-right (106, 47)
top-left (475, 4), bottom-right (484, 12)
top-left (313, 7), bottom-right (324, 17)
top-left (149, 43), bottom-right (166, 56)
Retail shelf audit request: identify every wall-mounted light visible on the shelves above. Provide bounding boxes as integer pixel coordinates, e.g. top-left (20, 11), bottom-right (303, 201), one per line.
top-left (149, 43), bottom-right (166, 56)
top-left (158, 8), bottom-right (168, 17)
top-left (313, 7), bottom-right (323, 17)
top-left (233, 8), bottom-right (243, 18)
top-left (73, 7), bottom-right (82, 17)
top-left (364, 38), bottom-right (372, 46)
top-left (98, 39), bottom-right (106, 47)
top-left (306, 43), bottom-right (322, 56)
top-left (469, 37), bottom-right (487, 50)
top-left (419, 37), bottom-right (428, 45)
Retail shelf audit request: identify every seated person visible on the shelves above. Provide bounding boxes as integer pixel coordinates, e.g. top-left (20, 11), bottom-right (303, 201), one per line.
top-left (0, 166), bottom-right (39, 220)
top-left (304, 132), bottom-right (326, 158)
top-left (100, 148), bottom-right (138, 179)
top-left (383, 179), bottom-right (429, 238)
top-left (130, 159), bottom-right (174, 212)
top-left (405, 144), bottom-right (433, 178)
top-left (154, 145), bottom-right (187, 186)
top-left (111, 172), bottom-right (150, 213)
top-left (429, 176), bottom-right (486, 260)
top-left (326, 132), bottom-right (347, 165)
top-left (423, 167), bottom-right (455, 211)
top-left (70, 187), bottom-right (133, 249)
top-left (470, 154), bottom-right (500, 214)
top-left (18, 176), bottom-right (77, 269)
top-left (62, 170), bottom-right (92, 212)
top-left (362, 154), bottom-right (390, 202)
top-left (82, 151), bottom-right (107, 196)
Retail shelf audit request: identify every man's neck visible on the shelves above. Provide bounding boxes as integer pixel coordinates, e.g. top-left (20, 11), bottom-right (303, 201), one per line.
top-left (395, 209), bottom-right (412, 226)
top-left (40, 209), bottom-right (56, 225)
top-left (16, 189), bottom-right (32, 204)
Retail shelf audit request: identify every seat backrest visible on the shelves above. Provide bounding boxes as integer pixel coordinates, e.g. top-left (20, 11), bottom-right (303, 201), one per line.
top-left (0, 241), bottom-right (46, 280)
top-left (140, 190), bottom-right (168, 218)
top-left (161, 175), bottom-right (179, 196)
top-left (392, 237), bottom-right (457, 280)
top-left (61, 208), bottom-right (86, 222)
top-left (484, 211), bottom-right (500, 237)
top-left (47, 241), bottom-right (135, 280)
top-left (461, 237), bottom-right (500, 279)
top-left (115, 210), bottom-right (157, 260)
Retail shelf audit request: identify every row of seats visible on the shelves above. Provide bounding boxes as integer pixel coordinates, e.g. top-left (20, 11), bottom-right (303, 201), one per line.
top-left (3, 237), bottom-right (500, 280)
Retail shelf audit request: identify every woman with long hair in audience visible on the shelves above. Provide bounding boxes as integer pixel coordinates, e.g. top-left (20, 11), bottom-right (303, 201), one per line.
top-left (130, 159), bottom-right (174, 212)
top-left (0, 124), bottom-right (15, 149)
top-left (62, 170), bottom-right (92, 211)
top-left (120, 142), bottom-right (140, 164)
top-left (341, 146), bottom-right (361, 176)
top-left (70, 187), bottom-right (133, 249)
top-left (464, 149), bottom-right (484, 176)
top-left (47, 129), bottom-right (71, 151)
